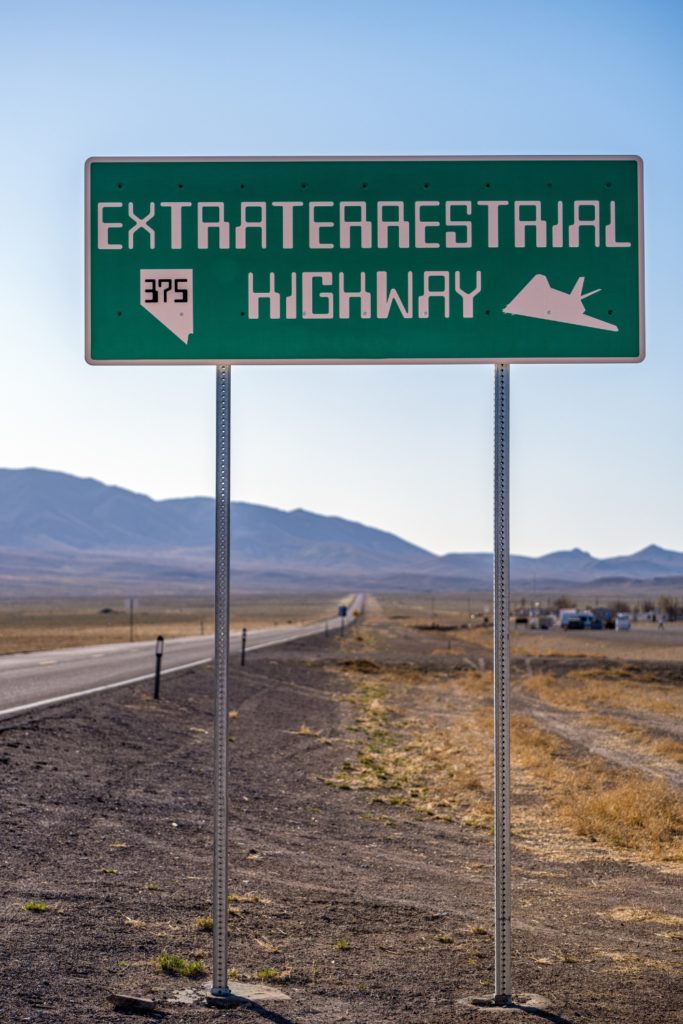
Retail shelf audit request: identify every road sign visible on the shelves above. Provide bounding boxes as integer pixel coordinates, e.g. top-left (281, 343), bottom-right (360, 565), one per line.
top-left (338, 605), bottom-right (348, 617)
top-left (85, 156), bottom-right (643, 365)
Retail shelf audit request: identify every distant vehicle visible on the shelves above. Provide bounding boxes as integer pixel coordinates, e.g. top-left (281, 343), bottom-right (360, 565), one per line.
top-left (615, 612), bottom-right (631, 631)
top-left (592, 607), bottom-right (615, 629)
top-left (530, 614), bottom-right (554, 630)
top-left (563, 611), bottom-right (597, 630)
top-left (559, 609), bottom-right (578, 629)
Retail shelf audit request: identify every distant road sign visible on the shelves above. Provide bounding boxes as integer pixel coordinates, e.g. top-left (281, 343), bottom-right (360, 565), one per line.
top-left (338, 605), bottom-right (348, 618)
top-left (86, 156), bottom-right (643, 365)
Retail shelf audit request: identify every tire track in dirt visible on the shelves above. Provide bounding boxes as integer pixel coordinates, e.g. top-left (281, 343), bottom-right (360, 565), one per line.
top-left (511, 688), bottom-right (682, 790)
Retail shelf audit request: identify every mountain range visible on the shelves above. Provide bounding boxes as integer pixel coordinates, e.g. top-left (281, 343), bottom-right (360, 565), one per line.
top-left (1, 467), bottom-right (682, 595)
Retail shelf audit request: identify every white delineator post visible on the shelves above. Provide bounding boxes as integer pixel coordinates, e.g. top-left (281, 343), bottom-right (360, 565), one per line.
top-left (493, 363), bottom-right (512, 1005)
top-left (212, 363), bottom-right (231, 998)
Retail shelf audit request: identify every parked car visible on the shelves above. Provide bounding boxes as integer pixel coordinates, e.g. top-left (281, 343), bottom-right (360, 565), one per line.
top-left (615, 613), bottom-right (631, 631)
top-left (592, 607), bottom-right (615, 629)
top-left (559, 609), bottom-right (579, 629)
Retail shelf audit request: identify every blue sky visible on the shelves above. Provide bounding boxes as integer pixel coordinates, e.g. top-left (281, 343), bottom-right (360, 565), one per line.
top-left (1, 0), bottom-right (681, 557)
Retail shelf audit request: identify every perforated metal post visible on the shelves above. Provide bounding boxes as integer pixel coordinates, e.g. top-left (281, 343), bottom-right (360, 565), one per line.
top-left (493, 363), bottom-right (512, 1005)
top-left (212, 364), bottom-right (231, 997)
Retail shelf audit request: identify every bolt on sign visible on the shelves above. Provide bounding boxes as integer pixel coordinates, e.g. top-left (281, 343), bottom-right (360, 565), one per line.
top-left (85, 156), bottom-right (643, 364)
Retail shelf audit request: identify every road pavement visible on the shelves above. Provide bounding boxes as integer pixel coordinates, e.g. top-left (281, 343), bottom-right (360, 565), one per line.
top-left (0, 594), bottom-right (363, 719)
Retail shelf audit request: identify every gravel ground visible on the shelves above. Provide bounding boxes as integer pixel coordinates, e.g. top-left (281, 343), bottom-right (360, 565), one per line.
top-left (0, 623), bottom-right (681, 1023)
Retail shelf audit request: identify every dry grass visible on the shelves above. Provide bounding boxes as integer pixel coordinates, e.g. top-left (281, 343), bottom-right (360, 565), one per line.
top-left (288, 724), bottom-right (334, 744)
top-left (604, 906), bottom-right (683, 926)
top-left (521, 669), bottom-right (681, 717)
top-left (326, 672), bottom-right (495, 826)
top-left (593, 949), bottom-right (681, 975)
top-left (0, 594), bottom-right (339, 655)
top-left (330, 660), bottom-right (683, 865)
top-left (585, 714), bottom-right (683, 764)
top-left (255, 967), bottom-right (292, 982)
top-left (507, 621), bottom-right (683, 663)
top-left (368, 593), bottom-right (481, 629)
top-left (0, 600), bottom-right (214, 654)
top-left (569, 777), bottom-right (682, 854)
top-left (229, 892), bottom-right (271, 905)
top-left (512, 715), bottom-right (683, 860)
top-left (255, 937), bottom-right (281, 954)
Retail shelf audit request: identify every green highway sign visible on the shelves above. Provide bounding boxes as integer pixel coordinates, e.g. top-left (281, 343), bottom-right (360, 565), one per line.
top-left (85, 156), bottom-right (644, 364)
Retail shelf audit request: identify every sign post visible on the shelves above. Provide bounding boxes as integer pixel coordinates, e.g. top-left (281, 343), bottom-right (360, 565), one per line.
top-left (86, 155), bottom-right (644, 1009)
top-left (211, 363), bottom-right (238, 1003)
top-left (493, 364), bottom-right (511, 1004)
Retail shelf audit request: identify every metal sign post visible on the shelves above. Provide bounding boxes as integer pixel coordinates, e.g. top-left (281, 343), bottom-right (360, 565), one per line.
top-left (493, 363), bottom-right (511, 1004)
top-left (212, 363), bottom-right (232, 1000)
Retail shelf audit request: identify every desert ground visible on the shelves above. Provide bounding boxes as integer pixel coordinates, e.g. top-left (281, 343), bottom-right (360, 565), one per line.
top-left (0, 595), bottom-right (680, 1023)
top-left (0, 594), bottom-right (341, 655)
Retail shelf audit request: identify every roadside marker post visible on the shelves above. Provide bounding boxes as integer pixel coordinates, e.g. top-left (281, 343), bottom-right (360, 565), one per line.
top-left (123, 597), bottom-right (138, 642)
top-left (153, 635), bottom-right (164, 700)
top-left (86, 155), bottom-right (644, 1009)
top-left (241, 627), bottom-right (247, 667)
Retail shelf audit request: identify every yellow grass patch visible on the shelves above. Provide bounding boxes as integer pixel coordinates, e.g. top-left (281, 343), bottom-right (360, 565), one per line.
top-left (594, 949), bottom-right (681, 975)
top-left (586, 714), bottom-right (683, 764)
top-left (507, 623), bottom-right (683, 663)
top-left (290, 724), bottom-right (322, 737)
top-left (0, 595), bottom-right (338, 655)
top-left (521, 670), bottom-right (681, 717)
top-left (330, 661), bottom-right (683, 865)
top-left (229, 892), bottom-right (271, 905)
top-left (605, 906), bottom-right (683, 926)
top-left (512, 715), bottom-right (683, 861)
top-left (326, 673), bottom-right (494, 826)
top-left (255, 937), bottom-right (281, 953)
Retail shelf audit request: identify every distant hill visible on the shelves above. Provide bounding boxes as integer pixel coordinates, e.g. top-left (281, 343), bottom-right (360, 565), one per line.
top-left (0, 467), bottom-right (682, 595)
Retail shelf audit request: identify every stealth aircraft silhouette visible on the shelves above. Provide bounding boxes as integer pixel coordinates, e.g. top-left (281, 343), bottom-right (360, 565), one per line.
top-left (503, 275), bottom-right (618, 332)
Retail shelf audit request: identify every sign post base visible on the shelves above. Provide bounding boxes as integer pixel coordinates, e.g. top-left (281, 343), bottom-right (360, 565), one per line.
top-left (458, 993), bottom-right (552, 1013)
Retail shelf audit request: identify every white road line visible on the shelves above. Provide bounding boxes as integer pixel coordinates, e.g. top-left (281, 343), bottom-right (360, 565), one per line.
top-left (0, 657), bottom-right (212, 722)
top-left (0, 595), bottom-right (364, 723)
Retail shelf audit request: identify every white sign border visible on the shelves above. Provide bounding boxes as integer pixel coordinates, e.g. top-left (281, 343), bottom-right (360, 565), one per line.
top-left (85, 155), bottom-right (645, 366)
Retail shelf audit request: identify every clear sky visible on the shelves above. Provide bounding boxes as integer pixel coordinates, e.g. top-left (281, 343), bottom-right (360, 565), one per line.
top-left (1, 0), bottom-right (681, 557)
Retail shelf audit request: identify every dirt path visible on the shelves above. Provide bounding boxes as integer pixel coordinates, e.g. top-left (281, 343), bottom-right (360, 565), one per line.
top-left (0, 623), bottom-right (681, 1023)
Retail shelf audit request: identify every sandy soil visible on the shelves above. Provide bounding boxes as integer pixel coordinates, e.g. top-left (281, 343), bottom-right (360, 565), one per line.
top-left (0, 595), bottom-right (339, 655)
top-left (0, 620), bottom-right (681, 1023)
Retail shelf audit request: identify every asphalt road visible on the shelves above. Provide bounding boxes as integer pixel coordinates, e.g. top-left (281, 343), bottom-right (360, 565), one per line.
top-left (0, 594), bottom-right (364, 720)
